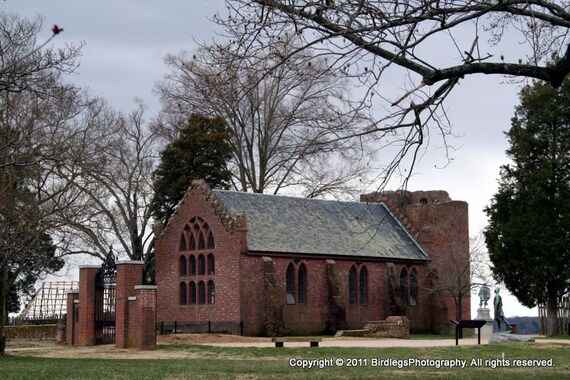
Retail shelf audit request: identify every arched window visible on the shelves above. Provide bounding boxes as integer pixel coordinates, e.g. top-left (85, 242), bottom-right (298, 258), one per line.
top-left (208, 280), bottom-right (215, 304)
top-left (179, 256), bottom-right (187, 276)
top-left (179, 234), bottom-right (187, 251)
top-left (198, 233), bottom-right (206, 250)
top-left (185, 217), bottom-right (212, 251)
top-left (359, 266), bottom-right (368, 305)
top-left (207, 231), bottom-right (215, 249)
top-left (349, 266), bottom-right (357, 305)
top-left (182, 218), bottom-right (217, 305)
top-left (190, 255), bottom-right (196, 276)
top-left (298, 263), bottom-right (307, 304)
top-left (198, 254), bottom-right (206, 275)
top-left (179, 282), bottom-right (187, 305)
top-left (400, 268), bottom-right (408, 305)
top-left (198, 281), bottom-right (206, 304)
top-left (286, 263), bottom-right (295, 304)
top-left (189, 282), bottom-right (196, 304)
top-left (410, 268), bottom-right (418, 306)
top-left (208, 254), bottom-right (215, 275)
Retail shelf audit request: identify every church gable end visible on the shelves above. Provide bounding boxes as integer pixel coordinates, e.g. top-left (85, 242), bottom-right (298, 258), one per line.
top-left (155, 181), bottom-right (245, 330)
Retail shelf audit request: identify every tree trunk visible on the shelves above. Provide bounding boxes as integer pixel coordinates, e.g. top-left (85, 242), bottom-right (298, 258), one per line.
top-left (0, 298), bottom-right (6, 356)
top-left (454, 296), bottom-right (461, 321)
top-left (0, 270), bottom-right (9, 356)
top-left (546, 288), bottom-right (559, 336)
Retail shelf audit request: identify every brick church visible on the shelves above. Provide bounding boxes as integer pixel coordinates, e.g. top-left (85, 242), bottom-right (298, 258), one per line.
top-left (154, 180), bottom-right (470, 336)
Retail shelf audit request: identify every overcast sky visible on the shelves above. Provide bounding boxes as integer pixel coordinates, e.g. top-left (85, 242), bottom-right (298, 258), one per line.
top-left (3, 0), bottom-right (536, 317)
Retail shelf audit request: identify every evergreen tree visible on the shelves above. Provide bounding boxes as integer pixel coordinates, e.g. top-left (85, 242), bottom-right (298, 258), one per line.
top-left (0, 232), bottom-right (62, 316)
top-left (151, 114), bottom-right (232, 223)
top-left (484, 79), bottom-right (570, 335)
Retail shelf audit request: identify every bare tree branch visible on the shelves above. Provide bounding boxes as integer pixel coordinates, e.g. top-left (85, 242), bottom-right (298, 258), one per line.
top-left (156, 30), bottom-right (376, 195)
top-left (216, 0), bottom-right (570, 188)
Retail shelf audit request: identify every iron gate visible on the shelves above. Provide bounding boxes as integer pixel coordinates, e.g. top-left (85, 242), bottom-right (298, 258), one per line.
top-left (95, 249), bottom-right (117, 345)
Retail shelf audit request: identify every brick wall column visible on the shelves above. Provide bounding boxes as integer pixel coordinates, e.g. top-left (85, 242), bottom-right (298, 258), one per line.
top-left (115, 261), bottom-right (144, 348)
top-left (77, 266), bottom-right (100, 346)
top-left (66, 291), bottom-right (79, 345)
top-left (406, 201), bottom-right (471, 330)
top-left (133, 285), bottom-right (157, 350)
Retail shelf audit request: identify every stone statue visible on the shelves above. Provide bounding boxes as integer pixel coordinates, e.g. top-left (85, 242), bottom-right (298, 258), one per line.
top-left (478, 284), bottom-right (490, 308)
top-left (493, 288), bottom-right (511, 331)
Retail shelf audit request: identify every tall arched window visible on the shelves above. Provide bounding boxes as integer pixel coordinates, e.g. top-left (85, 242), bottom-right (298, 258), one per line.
top-left (286, 263), bottom-right (295, 304)
top-left (208, 254), bottom-right (215, 275)
top-left (207, 231), bottom-right (215, 249)
top-left (179, 234), bottom-right (187, 251)
top-left (198, 233), bottom-right (206, 250)
top-left (179, 282), bottom-right (187, 305)
top-left (181, 217), bottom-right (217, 306)
top-left (349, 266), bottom-right (357, 305)
top-left (400, 268), bottom-right (408, 305)
top-left (359, 266), bottom-right (368, 305)
top-left (298, 264), bottom-right (307, 304)
top-left (190, 255), bottom-right (196, 276)
top-left (410, 268), bottom-right (418, 306)
top-left (186, 217), bottom-right (212, 252)
top-left (198, 254), bottom-right (206, 275)
top-left (179, 256), bottom-right (187, 276)
top-left (189, 282), bottom-right (196, 304)
top-left (208, 280), bottom-right (215, 304)
top-left (198, 281), bottom-right (206, 304)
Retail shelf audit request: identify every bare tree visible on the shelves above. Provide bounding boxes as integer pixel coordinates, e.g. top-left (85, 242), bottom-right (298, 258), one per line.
top-left (0, 12), bottom-right (87, 355)
top-left (55, 100), bottom-right (161, 264)
top-left (156, 31), bottom-right (375, 196)
top-left (220, 0), bottom-right (570, 185)
top-left (428, 232), bottom-right (492, 321)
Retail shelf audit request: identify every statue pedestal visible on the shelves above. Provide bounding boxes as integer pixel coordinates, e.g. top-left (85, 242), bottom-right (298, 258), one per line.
top-left (475, 308), bottom-right (493, 337)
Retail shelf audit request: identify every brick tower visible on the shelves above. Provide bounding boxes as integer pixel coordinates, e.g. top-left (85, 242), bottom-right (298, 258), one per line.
top-left (361, 190), bottom-right (470, 333)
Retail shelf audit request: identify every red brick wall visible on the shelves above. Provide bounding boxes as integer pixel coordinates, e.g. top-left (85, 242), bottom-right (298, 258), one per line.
top-left (405, 201), bottom-right (471, 329)
top-left (238, 255), bottom-right (433, 335)
top-left (116, 262), bottom-right (144, 348)
top-left (66, 292), bottom-right (79, 345)
top-left (77, 266), bottom-right (99, 346)
top-left (155, 187), bottom-right (246, 325)
top-left (131, 286), bottom-right (157, 350)
top-left (72, 264), bottom-right (158, 349)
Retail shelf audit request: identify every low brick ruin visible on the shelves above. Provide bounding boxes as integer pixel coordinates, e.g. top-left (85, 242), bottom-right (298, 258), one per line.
top-left (335, 316), bottom-right (410, 339)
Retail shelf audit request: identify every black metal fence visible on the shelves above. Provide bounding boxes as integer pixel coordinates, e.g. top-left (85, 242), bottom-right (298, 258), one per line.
top-left (158, 321), bottom-right (244, 336)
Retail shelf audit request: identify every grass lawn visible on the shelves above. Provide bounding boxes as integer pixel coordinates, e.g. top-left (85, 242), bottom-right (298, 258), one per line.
top-left (1, 341), bottom-right (569, 379)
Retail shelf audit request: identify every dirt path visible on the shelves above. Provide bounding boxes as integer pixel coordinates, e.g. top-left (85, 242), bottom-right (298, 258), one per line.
top-left (6, 334), bottom-right (270, 359)
top-left (6, 334), bottom-right (569, 359)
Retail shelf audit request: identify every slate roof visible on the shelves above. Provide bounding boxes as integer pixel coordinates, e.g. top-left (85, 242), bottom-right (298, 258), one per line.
top-left (212, 190), bottom-right (429, 261)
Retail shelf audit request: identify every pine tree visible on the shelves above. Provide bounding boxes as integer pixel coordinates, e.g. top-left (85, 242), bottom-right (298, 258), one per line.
top-left (484, 79), bottom-right (570, 335)
top-left (151, 114), bottom-right (233, 223)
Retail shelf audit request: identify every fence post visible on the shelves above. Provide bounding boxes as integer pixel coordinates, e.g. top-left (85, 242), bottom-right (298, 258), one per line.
top-left (240, 321), bottom-right (244, 336)
top-left (208, 321), bottom-right (211, 333)
top-left (174, 321), bottom-right (177, 334)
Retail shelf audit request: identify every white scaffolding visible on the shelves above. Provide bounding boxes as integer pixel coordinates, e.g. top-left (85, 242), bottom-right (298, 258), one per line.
top-left (20, 281), bottom-right (79, 320)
